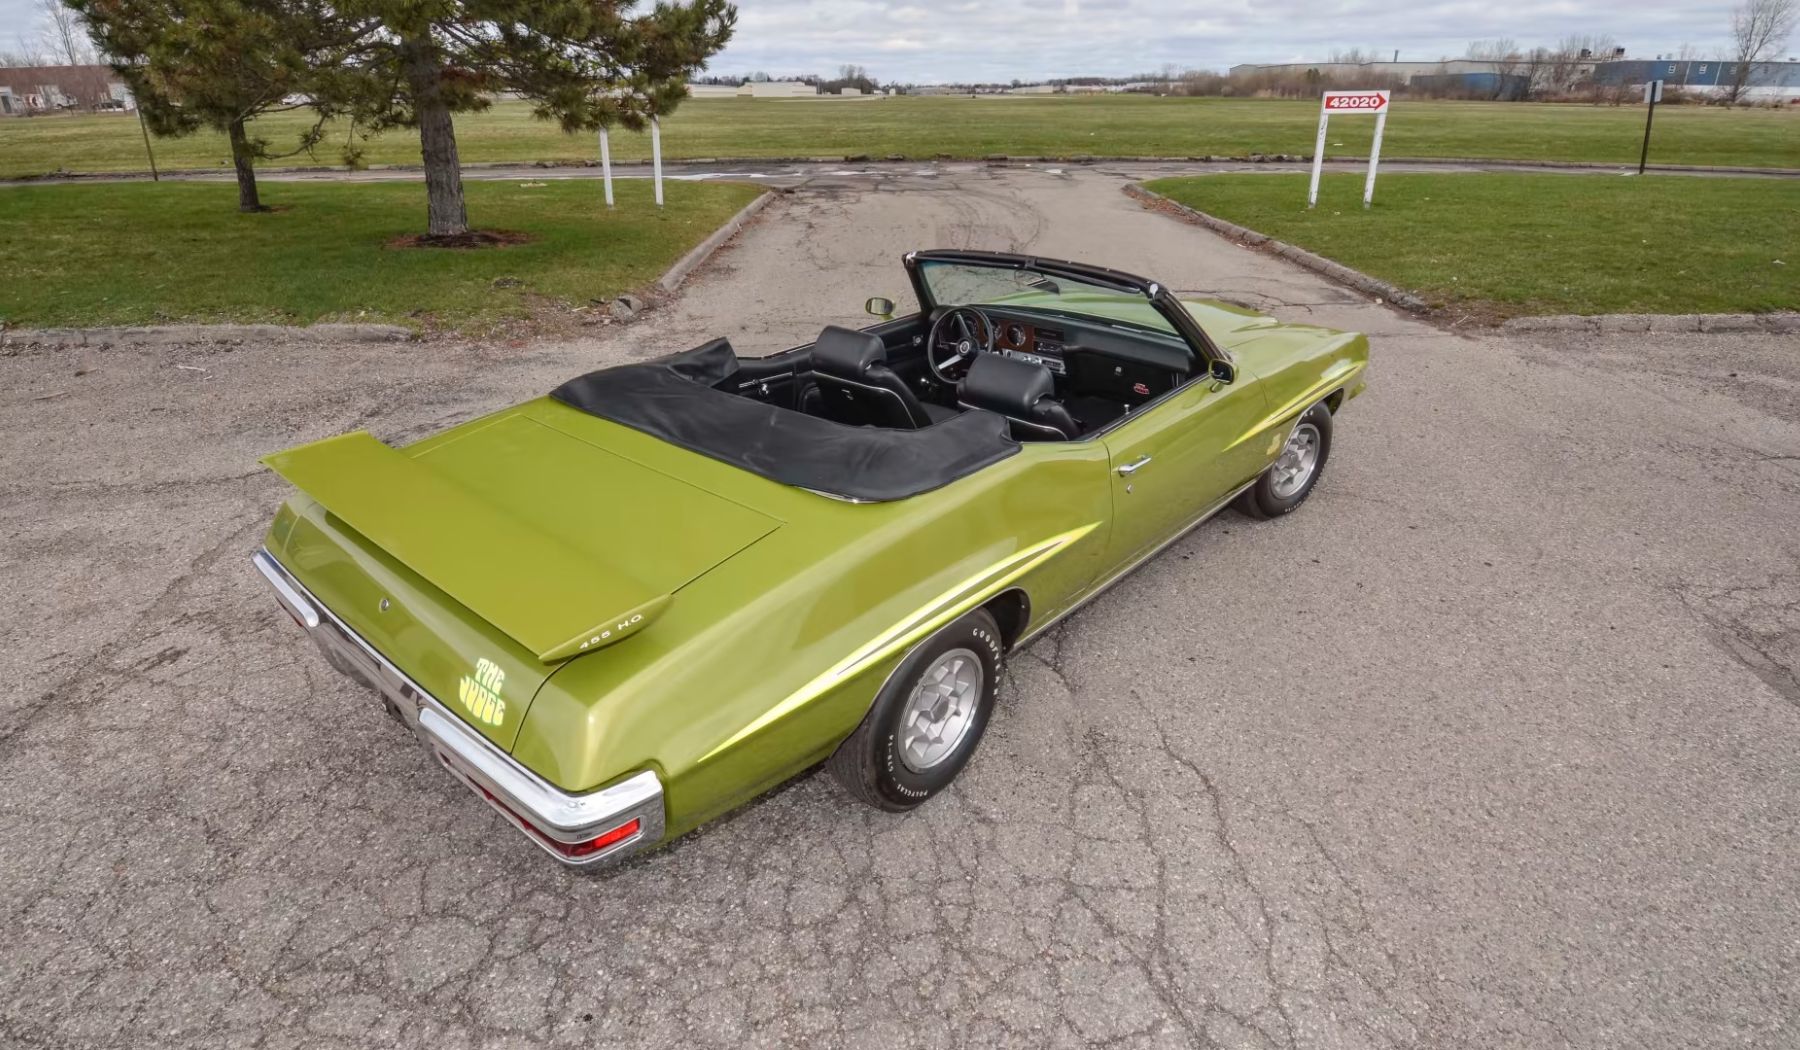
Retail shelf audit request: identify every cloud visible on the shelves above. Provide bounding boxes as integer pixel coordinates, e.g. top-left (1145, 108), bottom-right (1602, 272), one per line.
top-left (0, 0), bottom-right (1749, 85)
top-left (706, 0), bottom-right (1747, 82)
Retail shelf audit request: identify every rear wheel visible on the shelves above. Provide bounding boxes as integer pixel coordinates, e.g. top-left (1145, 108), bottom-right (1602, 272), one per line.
top-left (1237, 401), bottom-right (1332, 519)
top-left (827, 609), bottom-right (1004, 811)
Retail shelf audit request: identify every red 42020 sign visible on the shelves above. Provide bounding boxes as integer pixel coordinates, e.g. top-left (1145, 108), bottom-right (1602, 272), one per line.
top-left (1310, 90), bottom-right (1392, 208)
top-left (1322, 90), bottom-right (1390, 112)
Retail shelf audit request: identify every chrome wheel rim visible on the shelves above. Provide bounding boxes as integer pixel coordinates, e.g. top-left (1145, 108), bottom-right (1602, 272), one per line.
top-left (898, 648), bottom-right (983, 772)
top-left (1271, 421), bottom-right (1320, 498)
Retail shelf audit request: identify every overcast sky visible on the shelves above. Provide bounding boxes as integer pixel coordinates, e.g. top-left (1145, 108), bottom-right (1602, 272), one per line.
top-left (4, 0), bottom-right (1771, 84)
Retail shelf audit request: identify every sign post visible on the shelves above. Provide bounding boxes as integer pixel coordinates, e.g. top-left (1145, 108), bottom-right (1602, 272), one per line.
top-left (1308, 89), bottom-right (1390, 209)
top-left (650, 116), bottom-right (664, 208)
top-left (598, 126), bottom-right (614, 207)
top-left (1638, 80), bottom-right (1662, 176)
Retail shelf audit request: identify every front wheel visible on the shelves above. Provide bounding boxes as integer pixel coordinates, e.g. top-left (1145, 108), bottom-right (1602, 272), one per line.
top-left (827, 609), bottom-right (1004, 811)
top-left (1237, 401), bottom-right (1332, 519)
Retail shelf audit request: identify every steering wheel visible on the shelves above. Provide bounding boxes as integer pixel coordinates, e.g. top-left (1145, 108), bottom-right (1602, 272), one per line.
top-left (926, 306), bottom-right (993, 385)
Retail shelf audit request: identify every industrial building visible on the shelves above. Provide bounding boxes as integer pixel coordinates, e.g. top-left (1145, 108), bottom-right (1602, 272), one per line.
top-left (1228, 58), bottom-right (1520, 83)
top-left (686, 81), bottom-right (818, 99)
top-left (1228, 56), bottom-right (1800, 101)
top-left (1409, 72), bottom-right (1531, 100)
top-left (1591, 59), bottom-right (1800, 100)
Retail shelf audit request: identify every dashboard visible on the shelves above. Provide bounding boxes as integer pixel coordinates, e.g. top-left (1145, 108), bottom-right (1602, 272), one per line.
top-left (993, 319), bottom-right (1068, 375)
top-left (979, 308), bottom-right (1190, 407)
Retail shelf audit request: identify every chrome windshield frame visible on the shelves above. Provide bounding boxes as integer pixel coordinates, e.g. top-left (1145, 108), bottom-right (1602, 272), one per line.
top-left (902, 248), bottom-right (1224, 371)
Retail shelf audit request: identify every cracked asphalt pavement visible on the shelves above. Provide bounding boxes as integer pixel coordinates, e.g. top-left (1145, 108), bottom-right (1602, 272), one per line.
top-left (3, 168), bottom-right (1798, 1049)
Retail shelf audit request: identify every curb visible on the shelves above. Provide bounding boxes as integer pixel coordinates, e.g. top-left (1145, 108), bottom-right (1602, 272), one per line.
top-left (0, 322), bottom-right (416, 349)
top-left (8, 157), bottom-right (1796, 184)
top-left (1124, 183), bottom-right (1798, 333)
top-left (1501, 312), bottom-right (1800, 335)
top-left (656, 189), bottom-right (775, 293)
top-left (0, 193), bottom-right (777, 344)
top-left (1122, 182), bottom-right (1432, 313)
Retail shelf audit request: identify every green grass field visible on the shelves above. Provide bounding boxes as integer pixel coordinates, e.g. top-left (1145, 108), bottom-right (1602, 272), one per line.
top-left (0, 179), bottom-right (760, 330)
top-left (1143, 173), bottom-right (1800, 317)
top-left (3, 96), bottom-right (1796, 179)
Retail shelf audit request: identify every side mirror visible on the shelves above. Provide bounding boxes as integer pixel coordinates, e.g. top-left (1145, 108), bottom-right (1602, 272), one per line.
top-left (1209, 358), bottom-right (1236, 386)
top-left (864, 296), bottom-right (896, 320)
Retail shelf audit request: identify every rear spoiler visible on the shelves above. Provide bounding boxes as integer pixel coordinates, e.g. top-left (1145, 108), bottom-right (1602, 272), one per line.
top-left (262, 432), bottom-right (667, 663)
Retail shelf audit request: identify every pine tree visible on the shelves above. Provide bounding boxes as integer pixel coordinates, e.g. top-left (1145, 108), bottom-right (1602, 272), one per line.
top-left (329, 0), bottom-right (736, 238)
top-left (72, 0), bottom-right (356, 212)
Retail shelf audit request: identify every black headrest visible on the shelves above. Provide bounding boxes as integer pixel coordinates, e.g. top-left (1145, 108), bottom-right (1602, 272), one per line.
top-left (959, 354), bottom-right (1054, 417)
top-left (813, 325), bottom-right (886, 379)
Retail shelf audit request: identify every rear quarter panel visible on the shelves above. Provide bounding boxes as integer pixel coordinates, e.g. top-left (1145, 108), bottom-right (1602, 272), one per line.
top-left (264, 497), bottom-right (555, 752)
top-left (512, 434), bottom-right (1114, 838)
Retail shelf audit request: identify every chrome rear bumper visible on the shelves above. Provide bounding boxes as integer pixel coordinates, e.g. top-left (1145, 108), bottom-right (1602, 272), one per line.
top-left (253, 549), bottom-right (663, 869)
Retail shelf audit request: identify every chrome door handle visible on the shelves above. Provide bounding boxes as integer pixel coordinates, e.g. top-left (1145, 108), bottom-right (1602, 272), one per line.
top-left (1116, 455), bottom-right (1152, 476)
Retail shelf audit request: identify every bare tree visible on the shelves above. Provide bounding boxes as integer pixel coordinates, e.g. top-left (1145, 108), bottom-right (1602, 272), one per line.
top-left (1727, 0), bottom-right (1798, 102)
top-left (1551, 33), bottom-right (1620, 102)
top-left (1522, 45), bottom-right (1574, 99)
top-left (827, 63), bottom-right (875, 93)
top-left (1, 42), bottom-right (48, 66)
top-left (36, 0), bottom-right (96, 66)
top-left (1467, 38), bottom-right (1526, 98)
top-left (1465, 38), bottom-right (1518, 60)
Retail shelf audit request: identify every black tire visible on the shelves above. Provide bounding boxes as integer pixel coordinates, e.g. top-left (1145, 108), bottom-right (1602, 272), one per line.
top-left (1236, 401), bottom-right (1333, 519)
top-left (827, 609), bottom-right (1004, 812)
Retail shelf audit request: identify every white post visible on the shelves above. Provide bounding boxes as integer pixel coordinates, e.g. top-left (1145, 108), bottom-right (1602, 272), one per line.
top-left (650, 117), bottom-right (664, 208)
top-left (598, 126), bottom-right (614, 208)
top-left (1363, 108), bottom-right (1387, 209)
top-left (1307, 107), bottom-right (1329, 209)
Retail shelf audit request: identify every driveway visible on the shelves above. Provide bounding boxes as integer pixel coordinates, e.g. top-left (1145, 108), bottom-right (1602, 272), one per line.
top-left (3, 168), bottom-right (1797, 1050)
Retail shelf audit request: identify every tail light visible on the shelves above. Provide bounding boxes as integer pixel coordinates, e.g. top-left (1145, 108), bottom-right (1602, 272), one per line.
top-left (452, 759), bottom-right (643, 859)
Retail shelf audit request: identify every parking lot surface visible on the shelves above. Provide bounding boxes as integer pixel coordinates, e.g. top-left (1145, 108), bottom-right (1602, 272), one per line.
top-left (3, 168), bottom-right (1797, 1049)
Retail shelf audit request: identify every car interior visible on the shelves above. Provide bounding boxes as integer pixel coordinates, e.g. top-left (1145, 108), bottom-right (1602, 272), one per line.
top-left (716, 306), bottom-right (1194, 442)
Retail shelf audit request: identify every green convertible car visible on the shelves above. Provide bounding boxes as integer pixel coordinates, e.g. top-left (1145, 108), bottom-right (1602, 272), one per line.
top-left (255, 250), bottom-right (1369, 867)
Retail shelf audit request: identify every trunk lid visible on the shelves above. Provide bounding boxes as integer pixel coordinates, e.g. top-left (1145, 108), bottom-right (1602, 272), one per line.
top-left (263, 410), bottom-right (781, 750)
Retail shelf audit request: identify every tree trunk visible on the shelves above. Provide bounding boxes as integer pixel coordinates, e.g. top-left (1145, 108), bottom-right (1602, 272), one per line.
top-left (227, 118), bottom-right (263, 213)
top-left (403, 35), bottom-right (468, 238)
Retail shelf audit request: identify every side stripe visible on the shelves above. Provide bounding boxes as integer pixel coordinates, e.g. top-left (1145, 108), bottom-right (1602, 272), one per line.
top-left (697, 522), bottom-right (1100, 763)
top-left (1225, 358), bottom-right (1361, 454)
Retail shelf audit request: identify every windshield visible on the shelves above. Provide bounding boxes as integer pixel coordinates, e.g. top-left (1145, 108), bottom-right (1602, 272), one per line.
top-left (917, 260), bottom-right (1179, 337)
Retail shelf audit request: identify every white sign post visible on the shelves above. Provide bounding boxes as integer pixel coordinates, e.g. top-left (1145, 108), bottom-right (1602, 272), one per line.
top-left (598, 126), bottom-right (614, 207)
top-left (650, 116), bottom-right (664, 208)
top-left (1307, 89), bottom-right (1391, 209)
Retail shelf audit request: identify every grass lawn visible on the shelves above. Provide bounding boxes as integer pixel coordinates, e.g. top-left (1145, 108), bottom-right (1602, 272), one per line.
top-left (0, 179), bottom-right (760, 331)
top-left (2, 97), bottom-right (1796, 179)
top-left (1143, 173), bottom-right (1799, 317)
